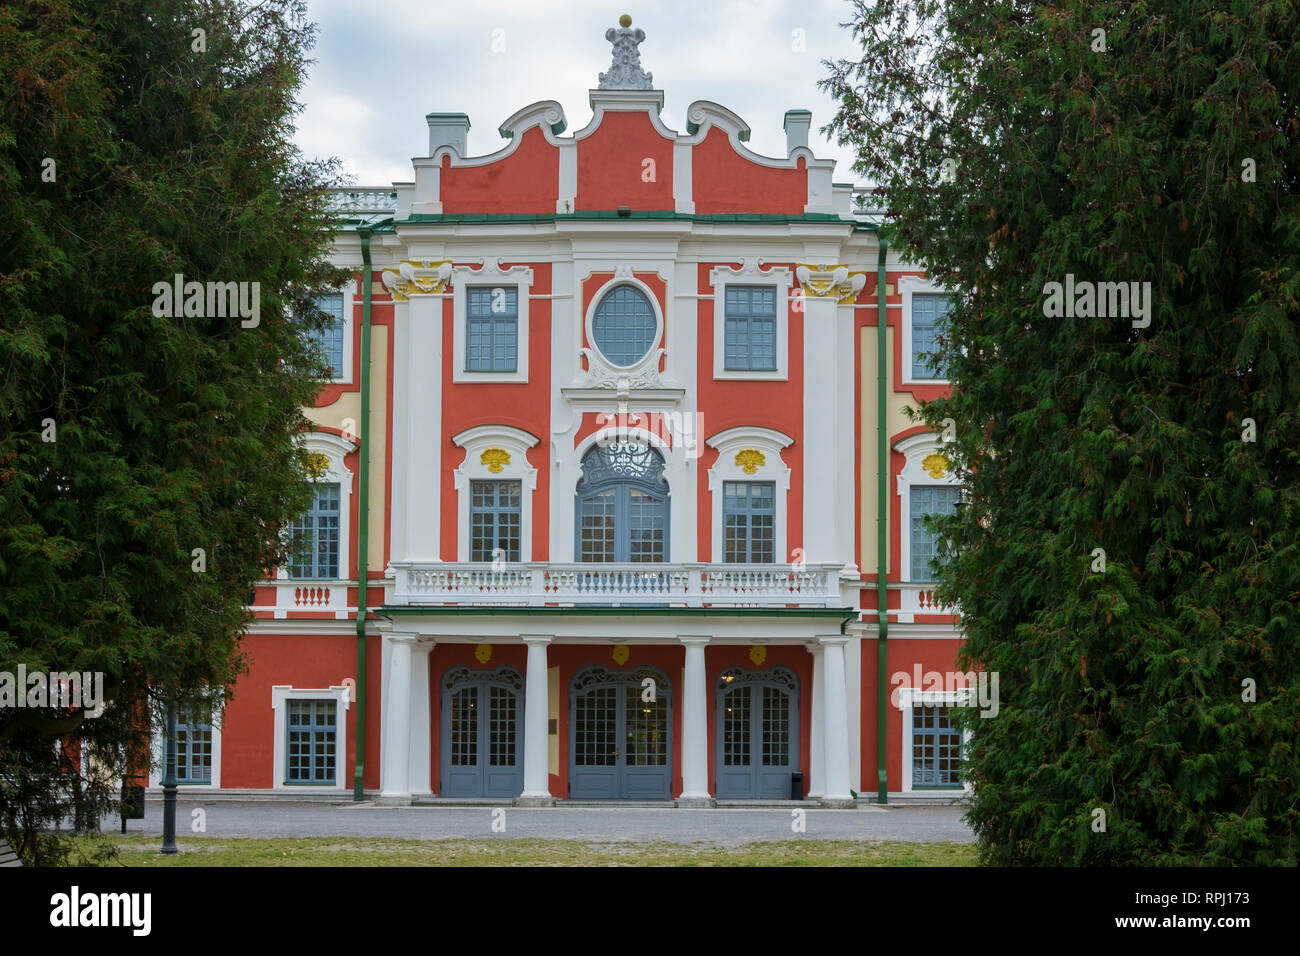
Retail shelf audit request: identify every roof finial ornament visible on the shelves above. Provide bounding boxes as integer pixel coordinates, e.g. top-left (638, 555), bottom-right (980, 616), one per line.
top-left (598, 14), bottom-right (653, 90)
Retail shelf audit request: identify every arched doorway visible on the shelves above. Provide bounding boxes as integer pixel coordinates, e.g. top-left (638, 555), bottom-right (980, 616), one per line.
top-left (715, 666), bottom-right (800, 799)
top-left (439, 665), bottom-right (524, 798)
top-left (569, 666), bottom-right (672, 799)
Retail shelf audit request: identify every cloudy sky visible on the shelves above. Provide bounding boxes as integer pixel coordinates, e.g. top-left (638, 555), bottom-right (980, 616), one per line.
top-left (291, 0), bottom-right (870, 188)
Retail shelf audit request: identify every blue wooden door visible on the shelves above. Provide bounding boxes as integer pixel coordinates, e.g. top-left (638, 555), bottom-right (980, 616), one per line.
top-left (715, 667), bottom-right (799, 799)
top-left (570, 667), bottom-right (672, 798)
top-left (439, 666), bottom-right (524, 798)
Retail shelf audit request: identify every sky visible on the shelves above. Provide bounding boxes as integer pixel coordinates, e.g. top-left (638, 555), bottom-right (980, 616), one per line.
top-left (291, 0), bottom-right (871, 189)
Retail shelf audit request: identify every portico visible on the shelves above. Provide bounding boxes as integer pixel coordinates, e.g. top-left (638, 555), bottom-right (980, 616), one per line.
top-left (375, 607), bottom-right (859, 806)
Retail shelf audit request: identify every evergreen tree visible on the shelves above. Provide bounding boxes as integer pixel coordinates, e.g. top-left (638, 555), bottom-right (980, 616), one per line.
top-left (823, 0), bottom-right (1299, 863)
top-left (0, 0), bottom-right (344, 863)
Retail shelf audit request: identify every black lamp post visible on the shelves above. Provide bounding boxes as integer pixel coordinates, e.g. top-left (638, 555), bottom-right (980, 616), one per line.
top-left (161, 697), bottom-right (178, 854)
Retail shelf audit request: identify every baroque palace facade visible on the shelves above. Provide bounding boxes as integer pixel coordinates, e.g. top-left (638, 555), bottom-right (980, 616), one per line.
top-left (150, 20), bottom-right (967, 805)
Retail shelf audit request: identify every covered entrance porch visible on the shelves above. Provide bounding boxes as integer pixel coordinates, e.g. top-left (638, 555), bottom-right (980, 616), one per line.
top-left (373, 607), bottom-right (861, 807)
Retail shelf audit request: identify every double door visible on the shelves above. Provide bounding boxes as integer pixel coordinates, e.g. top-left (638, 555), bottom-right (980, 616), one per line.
top-left (569, 667), bottom-right (672, 799)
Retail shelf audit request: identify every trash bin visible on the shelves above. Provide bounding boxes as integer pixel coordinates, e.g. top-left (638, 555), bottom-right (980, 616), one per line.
top-left (790, 772), bottom-right (804, 800)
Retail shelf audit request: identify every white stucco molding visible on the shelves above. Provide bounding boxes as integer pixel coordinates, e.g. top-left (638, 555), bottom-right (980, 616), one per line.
top-left (452, 425), bottom-right (541, 562)
top-left (705, 426), bottom-right (795, 564)
top-left (895, 685), bottom-right (973, 795)
top-left (452, 260), bottom-right (535, 384)
top-left (270, 684), bottom-right (351, 792)
top-left (898, 274), bottom-right (950, 385)
top-left (280, 431), bottom-right (356, 583)
top-left (708, 258), bottom-right (793, 381)
top-left (893, 431), bottom-right (960, 583)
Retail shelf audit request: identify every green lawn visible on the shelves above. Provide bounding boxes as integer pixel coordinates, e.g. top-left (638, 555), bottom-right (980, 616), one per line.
top-left (99, 834), bottom-right (976, 866)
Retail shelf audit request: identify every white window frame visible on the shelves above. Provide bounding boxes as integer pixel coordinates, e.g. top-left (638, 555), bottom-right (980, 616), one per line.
top-left (583, 275), bottom-right (665, 380)
top-left (895, 432), bottom-right (961, 582)
top-left (452, 262), bottom-right (533, 383)
top-left (705, 426), bottom-right (794, 564)
top-left (148, 702), bottom-right (222, 789)
top-left (279, 431), bottom-right (355, 583)
top-left (709, 260), bottom-right (793, 381)
top-left (898, 274), bottom-right (950, 385)
top-left (271, 684), bottom-right (351, 791)
top-left (451, 425), bottom-right (540, 562)
top-left (300, 284), bottom-right (355, 385)
top-left (896, 686), bottom-right (973, 794)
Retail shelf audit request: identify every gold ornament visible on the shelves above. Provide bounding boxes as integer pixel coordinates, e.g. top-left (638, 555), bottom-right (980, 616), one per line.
top-left (735, 449), bottom-right (765, 475)
top-left (612, 645), bottom-right (630, 665)
top-left (474, 643), bottom-right (493, 664)
top-left (922, 453), bottom-right (950, 479)
top-left (303, 451), bottom-right (330, 479)
top-left (749, 645), bottom-right (767, 666)
top-left (480, 448), bottom-right (511, 474)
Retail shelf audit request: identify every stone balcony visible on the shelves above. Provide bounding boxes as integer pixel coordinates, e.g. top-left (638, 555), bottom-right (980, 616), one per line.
top-left (386, 562), bottom-right (851, 608)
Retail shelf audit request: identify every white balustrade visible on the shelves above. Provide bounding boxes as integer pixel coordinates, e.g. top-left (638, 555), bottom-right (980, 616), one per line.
top-left (388, 562), bottom-right (844, 607)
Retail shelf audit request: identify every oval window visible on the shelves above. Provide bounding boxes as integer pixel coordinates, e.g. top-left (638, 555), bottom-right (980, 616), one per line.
top-left (592, 285), bottom-right (657, 367)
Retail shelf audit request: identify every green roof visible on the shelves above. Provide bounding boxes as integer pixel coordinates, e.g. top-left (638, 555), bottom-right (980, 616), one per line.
top-left (393, 210), bottom-right (873, 228)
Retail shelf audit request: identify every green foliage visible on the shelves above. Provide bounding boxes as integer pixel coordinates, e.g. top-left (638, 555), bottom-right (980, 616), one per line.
top-left (0, 0), bottom-right (344, 862)
top-left (823, 0), bottom-right (1299, 864)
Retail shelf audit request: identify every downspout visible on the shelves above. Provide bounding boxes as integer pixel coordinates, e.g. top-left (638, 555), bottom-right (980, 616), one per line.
top-left (876, 236), bottom-right (889, 805)
top-left (353, 227), bottom-right (374, 802)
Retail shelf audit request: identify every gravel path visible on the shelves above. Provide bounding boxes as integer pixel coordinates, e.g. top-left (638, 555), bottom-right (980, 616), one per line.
top-left (111, 801), bottom-right (975, 846)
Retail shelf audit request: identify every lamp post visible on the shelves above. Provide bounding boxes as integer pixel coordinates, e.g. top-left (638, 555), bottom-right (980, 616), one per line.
top-left (161, 697), bottom-right (177, 854)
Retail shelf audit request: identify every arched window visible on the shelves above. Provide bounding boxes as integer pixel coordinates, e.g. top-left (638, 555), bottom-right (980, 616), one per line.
top-left (575, 441), bottom-right (668, 562)
top-left (592, 285), bottom-right (657, 367)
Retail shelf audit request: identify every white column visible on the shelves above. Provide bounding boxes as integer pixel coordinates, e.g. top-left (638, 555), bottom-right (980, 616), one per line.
top-left (807, 643), bottom-right (825, 799)
top-left (819, 635), bottom-right (855, 807)
top-left (517, 635), bottom-right (554, 806)
top-left (408, 640), bottom-right (434, 797)
top-left (678, 636), bottom-right (713, 807)
top-left (379, 634), bottom-right (416, 805)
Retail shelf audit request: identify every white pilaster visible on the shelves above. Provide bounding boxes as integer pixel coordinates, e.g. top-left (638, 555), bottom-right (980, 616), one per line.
top-left (802, 295), bottom-right (839, 564)
top-left (678, 635), bottom-right (713, 807)
top-left (807, 643), bottom-right (825, 798)
top-left (517, 635), bottom-right (555, 806)
top-left (389, 298), bottom-right (411, 563)
top-left (379, 633), bottom-right (416, 805)
top-left (818, 635), bottom-right (855, 807)
top-left (405, 293), bottom-right (443, 560)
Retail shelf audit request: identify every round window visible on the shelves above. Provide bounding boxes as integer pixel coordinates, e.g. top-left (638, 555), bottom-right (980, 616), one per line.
top-left (592, 285), bottom-right (657, 367)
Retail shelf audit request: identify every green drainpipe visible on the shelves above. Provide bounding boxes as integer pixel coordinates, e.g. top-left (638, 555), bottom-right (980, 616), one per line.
top-left (353, 227), bottom-right (374, 802)
top-left (876, 236), bottom-right (889, 805)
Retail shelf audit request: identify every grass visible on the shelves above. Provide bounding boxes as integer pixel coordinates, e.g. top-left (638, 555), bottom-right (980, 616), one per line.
top-left (97, 834), bottom-right (977, 866)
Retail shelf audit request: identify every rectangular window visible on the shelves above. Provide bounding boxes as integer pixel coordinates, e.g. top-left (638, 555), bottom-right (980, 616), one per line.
top-left (466, 286), bottom-right (518, 372)
top-left (175, 707), bottom-right (213, 784)
top-left (911, 293), bottom-right (952, 379)
top-left (286, 699), bottom-right (336, 784)
top-left (910, 485), bottom-right (959, 582)
top-left (301, 293), bottom-right (345, 378)
top-left (470, 480), bottom-right (521, 562)
top-left (723, 481), bottom-right (775, 563)
top-left (912, 704), bottom-right (962, 787)
top-left (289, 482), bottom-right (340, 579)
top-left (724, 286), bottom-right (777, 371)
